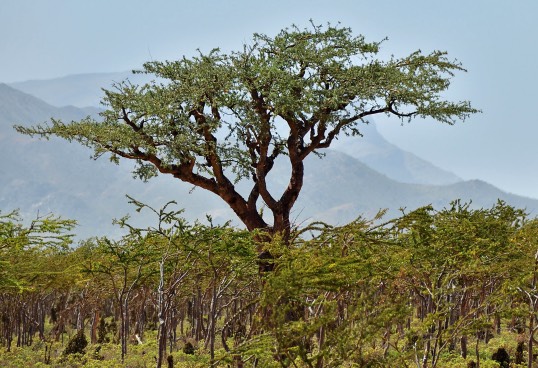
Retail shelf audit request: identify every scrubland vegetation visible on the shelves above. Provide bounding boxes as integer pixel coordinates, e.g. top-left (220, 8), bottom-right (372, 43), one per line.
top-left (1, 199), bottom-right (538, 367)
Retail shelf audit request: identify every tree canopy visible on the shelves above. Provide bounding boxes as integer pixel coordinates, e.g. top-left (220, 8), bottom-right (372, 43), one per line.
top-left (1, 201), bottom-right (538, 367)
top-left (16, 22), bottom-right (478, 239)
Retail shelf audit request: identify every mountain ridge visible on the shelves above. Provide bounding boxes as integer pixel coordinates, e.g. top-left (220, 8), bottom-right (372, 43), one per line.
top-left (9, 72), bottom-right (148, 108)
top-left (331, 121), bottom-right (462, 185)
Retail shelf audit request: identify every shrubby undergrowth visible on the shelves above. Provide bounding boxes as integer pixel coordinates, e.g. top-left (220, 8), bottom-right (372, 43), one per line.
top-left (0, 200), bottom-right (537, 367)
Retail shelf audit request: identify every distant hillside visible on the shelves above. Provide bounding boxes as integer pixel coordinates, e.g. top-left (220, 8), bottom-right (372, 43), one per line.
top-left (0, 84), bottom-right (226, 239)
top-left (0, 83), bottom-right (100, 123)
top-left (3, 83), bottom-right (538, 240)
top-left (10, 72), bottom-right (150, 108)
top-left (297, 151), bottom-right (538, 224)
top-left (331, 121), bottom-right (462, 185)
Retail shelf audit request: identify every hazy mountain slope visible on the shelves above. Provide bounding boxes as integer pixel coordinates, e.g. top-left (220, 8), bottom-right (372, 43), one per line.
top-left (331, 121), bottom-right (462, 185)
top-left (295, 151), bottom-right (538, 225)
top-left (0, 84), bottom-right (226, 239)
top-left (0, 83), bottom-right (100, 124)
top-left (10, 72), bottom-right (149, 108)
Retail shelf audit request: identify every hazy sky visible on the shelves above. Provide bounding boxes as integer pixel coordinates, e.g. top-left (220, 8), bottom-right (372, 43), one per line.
top-left (2, 0), bottom-right (538, 199)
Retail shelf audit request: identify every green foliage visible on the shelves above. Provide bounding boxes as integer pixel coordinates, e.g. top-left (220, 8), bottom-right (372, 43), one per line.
top-left (257, 215), bottom-right (407, 367)
top-left (63, 330), bottom-right (88, 356)
top-left (5, 193), bottom-right (538, 367)
top-left (0, 209), bottom-right (75, 292)
top-left (391, 200), bottom-right (526, 367)
top-left (182, 341), bottom-right (195, 355)
top-left (97, 317), bottom-right (109, 344)
top-left (491, 346), bottom-right (510, 367)
top-left (14, 22), bottom-right (478, 235)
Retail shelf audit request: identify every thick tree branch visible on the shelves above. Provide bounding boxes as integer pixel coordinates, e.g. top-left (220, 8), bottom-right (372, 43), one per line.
top-left (249, 87), bottom-right (278, 210)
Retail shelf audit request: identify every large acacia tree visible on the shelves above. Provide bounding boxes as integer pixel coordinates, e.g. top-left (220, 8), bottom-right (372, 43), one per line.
top-left (16, 23), bottom-right (478, 241)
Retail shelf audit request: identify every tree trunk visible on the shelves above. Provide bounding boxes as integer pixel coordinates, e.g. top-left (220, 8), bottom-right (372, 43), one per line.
top-left (527, 313), bottom-right (534, 368)
top-left (157, 260), bottom-right (167, 368)
top-left (475, 337), bottom-right (480, 368)
top-left (120, 295), bottom-right (130, 362)
top-left (206, 281), bottom-right (218, 364)
top-left (194, 286), bottom-right (204, 341)
top-left (460, 335), bottom-right (468, 359)
top-left (37, 300), bottom-right (45, 341)
top-left (421, 339), bottom-right (430, 368)
top-left (316, 325), bottom-right (325, 368)
top-left (90, 310), bottom-right (99, 344)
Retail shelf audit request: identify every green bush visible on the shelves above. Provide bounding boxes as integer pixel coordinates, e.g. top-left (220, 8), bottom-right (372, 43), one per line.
top-left (63, 330), bottom-right (88, 356)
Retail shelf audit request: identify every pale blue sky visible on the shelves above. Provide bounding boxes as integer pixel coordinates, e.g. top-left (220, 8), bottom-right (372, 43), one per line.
top-left (2, 0), bottom-right (538, 199)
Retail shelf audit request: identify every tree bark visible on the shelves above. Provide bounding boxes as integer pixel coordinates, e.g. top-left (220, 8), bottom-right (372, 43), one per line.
top-left (90, 310), bottom-right (99, 344)
top-left (460, 335), bottom-right (467, 359)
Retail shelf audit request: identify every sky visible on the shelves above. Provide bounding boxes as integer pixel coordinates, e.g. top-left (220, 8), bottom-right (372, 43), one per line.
top-left (2, 0), bottom-right (538, 199)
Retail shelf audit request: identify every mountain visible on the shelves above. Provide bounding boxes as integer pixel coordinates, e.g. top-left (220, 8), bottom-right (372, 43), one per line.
top-left (297, 151), bottom-right (538, 224)
top-left (3, 82), bottom-right (538, 240)
top-left (0, 83), bottom-right (100, 125)
top-left (10, 72), bottom-right (150, 108)
top-left (331, 121), bottom-right (462, 185)
top-left (0, 83), bottom-right (226, 239)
